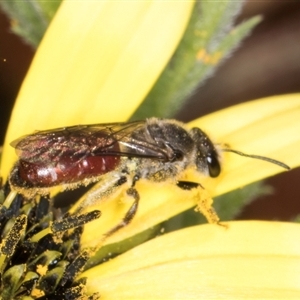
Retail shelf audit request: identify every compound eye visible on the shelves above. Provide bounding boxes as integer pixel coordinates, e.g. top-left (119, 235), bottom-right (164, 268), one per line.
top-left (207, 154), bottom-right (221, 177)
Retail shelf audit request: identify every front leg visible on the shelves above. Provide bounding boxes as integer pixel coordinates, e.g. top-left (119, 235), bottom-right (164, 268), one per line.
top-left (177, 180), bottom-right (203, 190)
top-left (177, 180), bottom-right (220, 225)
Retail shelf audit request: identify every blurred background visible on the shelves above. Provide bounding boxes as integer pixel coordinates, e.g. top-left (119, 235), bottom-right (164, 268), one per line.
top-left (1, 1), bottom-right (300, 221)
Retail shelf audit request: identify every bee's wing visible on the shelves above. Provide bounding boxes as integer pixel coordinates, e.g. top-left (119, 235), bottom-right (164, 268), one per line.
top-left (11, 120), bottom-right (168, 164)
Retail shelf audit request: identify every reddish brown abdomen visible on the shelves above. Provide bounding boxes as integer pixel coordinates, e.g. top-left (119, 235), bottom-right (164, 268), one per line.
top-left (16, 155), bottom-right (120, 187)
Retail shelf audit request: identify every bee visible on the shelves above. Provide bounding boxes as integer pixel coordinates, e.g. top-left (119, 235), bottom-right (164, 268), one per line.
top-left (9, 118), bottom-right (289, 237)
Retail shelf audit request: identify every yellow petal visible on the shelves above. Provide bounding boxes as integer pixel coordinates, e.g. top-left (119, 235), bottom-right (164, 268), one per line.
top-left (83, 221), bottom-right (300, 299)
top-left (80, 178), bottom-right (202, 247)
top-left (2, 1), bottom-right (194, 179)
top-left (189, 94), bottom-right (300, 195)
top-left (81, 95), bottom-right (300, 246)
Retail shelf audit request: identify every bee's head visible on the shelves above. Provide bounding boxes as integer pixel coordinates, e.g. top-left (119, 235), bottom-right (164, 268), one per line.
top-left (190, 127), bottom-right (290, 178)
top-left (190, 128), bottom-right (221, 178)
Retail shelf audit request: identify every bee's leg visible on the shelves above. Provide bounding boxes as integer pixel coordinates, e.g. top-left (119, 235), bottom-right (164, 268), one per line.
top-left (71, 172), bottom-right (128, 215)
top-left (177, 180), bottom-right (203, 190)
top-left (103, 175), bottom-right (140, 239)
top-left (103, 187), bottom-right (139, 239)
top-left (177, 180), bottom-right (221, 225)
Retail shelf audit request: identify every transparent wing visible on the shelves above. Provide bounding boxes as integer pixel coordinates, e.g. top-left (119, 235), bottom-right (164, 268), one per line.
top-left (11, 120), bottom-right (168, 165)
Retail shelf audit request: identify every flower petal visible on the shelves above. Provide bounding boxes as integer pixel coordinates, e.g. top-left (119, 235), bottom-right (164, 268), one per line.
top-left (2, 1), bottom-right (194, 179)
top-left (189, 94), bottom-right (300, 196)
top-left (83, 221), bottom-right (300, 299)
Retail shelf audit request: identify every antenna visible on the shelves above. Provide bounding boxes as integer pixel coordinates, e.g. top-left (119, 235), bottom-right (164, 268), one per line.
top-left (222, 148), bottom-right (290, 170)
